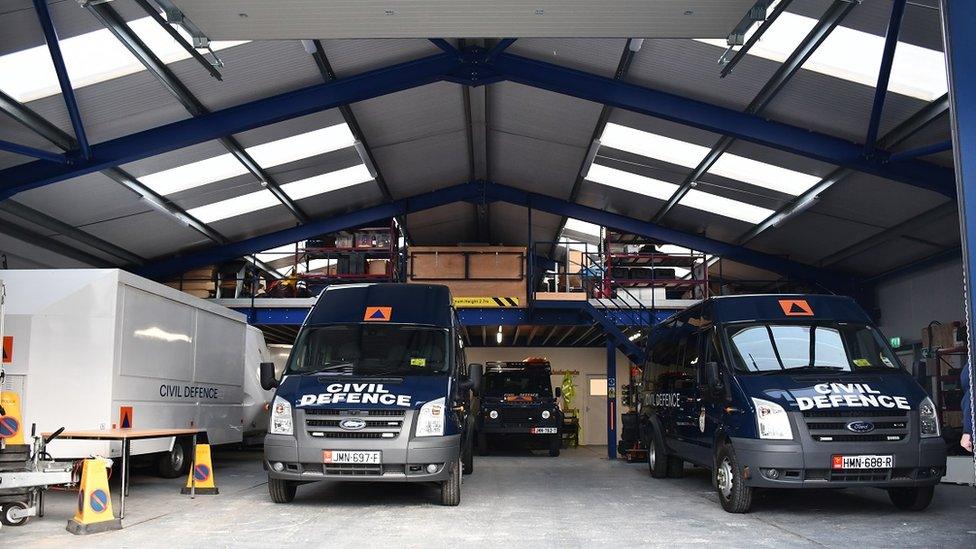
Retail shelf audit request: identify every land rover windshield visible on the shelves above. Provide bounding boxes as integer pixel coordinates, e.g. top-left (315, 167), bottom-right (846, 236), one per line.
top-left (286, 324), bottom-right (450, 376)
top-left (726, 321), bottom-right (902, 374)
top-left (484, 369), bottom-right (552, 398)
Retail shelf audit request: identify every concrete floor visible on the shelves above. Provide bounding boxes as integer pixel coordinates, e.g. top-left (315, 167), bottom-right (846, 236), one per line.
top-left (4, 446), bottom-right (975, 547)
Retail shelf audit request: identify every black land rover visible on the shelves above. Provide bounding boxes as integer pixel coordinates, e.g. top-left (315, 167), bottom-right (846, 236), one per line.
top-left (475, 359), bottom-right (563, 457)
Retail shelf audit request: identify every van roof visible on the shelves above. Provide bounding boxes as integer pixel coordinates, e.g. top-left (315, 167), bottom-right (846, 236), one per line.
top-left (305, 283), bottom-right (454, 328)
top-left (664, 294), bottom-right (871, 325)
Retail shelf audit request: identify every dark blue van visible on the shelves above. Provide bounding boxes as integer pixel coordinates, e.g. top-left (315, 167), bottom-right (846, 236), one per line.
top-left (259, 284), bottom-right (483, 506)
top-left (638, 294), bottom-right (946, 513)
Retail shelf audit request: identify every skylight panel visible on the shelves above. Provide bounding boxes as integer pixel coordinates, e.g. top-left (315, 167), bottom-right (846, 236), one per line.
top-left (186, 164), bottom-right (373, 223)
top-left (564, 218), bottom-right (602, 237)
top-left (281, 164), bottom-right (373, 201)
top-left (139, 123), bottom-right (355, 195)
top-left (0, 17), bottom-right (246, 103)
top-left (187, 189), bottom-right (279, 223)
top-left (600, 123), bottom-right (819, 196)
top-left (696, 12), bottom-right (947, 101)
top-left (256, 243), bottom-right (299, 263)
top-left (585, 163), bottom-right (773, 224)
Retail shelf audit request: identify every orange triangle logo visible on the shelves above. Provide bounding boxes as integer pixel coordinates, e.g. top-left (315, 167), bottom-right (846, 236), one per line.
top-left (119, 406), bottom-right (133, 429)
top-left (364, 307), bottom-right (392, 322)
top-left (778, 299), bottom-right (814, 317)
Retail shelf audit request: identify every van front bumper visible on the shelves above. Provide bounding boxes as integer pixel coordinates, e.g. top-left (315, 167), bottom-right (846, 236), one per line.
top-left (263, 433), bottom-right (460, 483)
top-left (730, 436), bottom-right (946, 489)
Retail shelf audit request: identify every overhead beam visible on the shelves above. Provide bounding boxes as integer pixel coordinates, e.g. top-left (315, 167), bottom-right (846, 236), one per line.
top-left (0, 51), bottom-right (457, 200)
top-left (863, 0), bottom-right (907, 156)
top-left (0, 217), bottom-right (110, 267)
top-left (0, 140), bottom-right (67, 164)
top-left (492, 52), bottom-right (955, 197)
top-left (86, 2), bottom-right (309, 223)
top-left (655, 0), bottom-right (856, 222)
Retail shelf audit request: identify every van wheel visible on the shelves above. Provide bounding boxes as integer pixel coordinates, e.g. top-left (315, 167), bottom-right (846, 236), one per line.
top-left (548, 435), bottom-right (561, 457)
top-left (439, 458), bottom-right (461, 506)
top-left (156, 437), bottom-right (190, 478)
top-left (268, 476), bottom-right (297, 503)
top-left (476, 432), bottom-right (489, 456)
top-left (888, 486), bottom-right (934, 511)
top-left (666, 456), bottom-right (684, 478)
top-left (715, 443), bottom-right (752, 513)
top-left (647, 426), bottom-right (669, 478)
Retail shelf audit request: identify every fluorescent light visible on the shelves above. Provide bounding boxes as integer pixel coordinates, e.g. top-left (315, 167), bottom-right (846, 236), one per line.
top-left (140, 123), bottom-right (356, 195)
top-left (0, 16), bottom-right (246, 103)
top-left (186, 164), bottom-right (373, 223)
top-left (496, 331), bottom-right (503, 344)
top-left (256, 243), bottom-right (299, 263)
top-left (697, 12), bottom-right (947, 101)
top-left (600, 123), bottom-right (819, 196)
top-left (585, 163), bottom-right (773, 224)
top-left (281, 164), bottom-right (373, 201)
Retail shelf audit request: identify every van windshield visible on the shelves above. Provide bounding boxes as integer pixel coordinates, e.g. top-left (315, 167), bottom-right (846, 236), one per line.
top-left (286, 324), bottom-right (450, 376)
top-left (484, 369), bottom-right (553, 398)
top-left (726, 322), bottom-right (901, 374)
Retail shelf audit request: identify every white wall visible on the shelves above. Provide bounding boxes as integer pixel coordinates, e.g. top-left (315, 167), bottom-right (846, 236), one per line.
top-left (465, 346), bottom-right (635, 446)
top-left (876, 258), bottom-right (965, 343)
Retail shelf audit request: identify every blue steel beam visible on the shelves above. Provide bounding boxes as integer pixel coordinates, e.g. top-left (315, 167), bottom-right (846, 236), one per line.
top-left (940, 0), bottom-right (976, 442)
top-left (0, 52), bottom-right (458, 200)
top-left (864, 0), bottom-right (907, 156)
top-left (888, 140), bottom-right (952, 162)
top-left (136, 182), bottom-right (481, 280)
top-left (482, 181), bottom-right (859, 292)
top-left (492, 52), bottom-right (956, 197)
top-left (0, 140), bottom-right (67, 164)
top-left (32, 0), bottom-right (91, 160)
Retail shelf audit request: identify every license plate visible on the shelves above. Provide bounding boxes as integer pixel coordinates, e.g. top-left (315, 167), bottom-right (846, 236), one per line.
top-left (323, 450), bottom-right (381, 464)
top-left (831, 454), bottom-right (893, 470)
top-left (530, 427), bottom-right (558, 434)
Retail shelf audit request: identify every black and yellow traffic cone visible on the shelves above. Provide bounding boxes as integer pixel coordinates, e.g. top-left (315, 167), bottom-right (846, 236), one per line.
top-left (66, 458), bottom-right (122, 534)
top-left (181, 443), bottom-right (219, 495)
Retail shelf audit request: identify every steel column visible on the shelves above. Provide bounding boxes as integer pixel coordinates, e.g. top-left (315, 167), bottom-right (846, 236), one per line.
top-left (864, 0), bottom-right (907, 156)
top-left (940, 0), bottom-right (976, 479)
top-left (32, 0), bottom-right (91, 160)
top-left (607, 338), bottom-right (617, 460)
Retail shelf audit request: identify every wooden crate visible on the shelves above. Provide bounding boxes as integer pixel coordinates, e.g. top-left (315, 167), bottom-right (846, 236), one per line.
top-left (408, 246), bottom-right (526, 304)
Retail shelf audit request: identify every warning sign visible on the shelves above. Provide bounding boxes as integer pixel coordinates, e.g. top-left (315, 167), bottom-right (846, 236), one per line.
top-left (453, 297), bottom-right (520, 308)
top-left (119, 406), bottom-right (133, 429)
top-left (778, 299), bottom-right (814, 317)
top-left (364, 307), bottom-right (392, 322)
top-left (2, 335), bottom-right (11, 363)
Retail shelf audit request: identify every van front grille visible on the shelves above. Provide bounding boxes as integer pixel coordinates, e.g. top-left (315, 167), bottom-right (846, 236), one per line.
top-left (802, 410), bottom-right (910, 443)
top-left (303, 408), bottom-right (405, 439)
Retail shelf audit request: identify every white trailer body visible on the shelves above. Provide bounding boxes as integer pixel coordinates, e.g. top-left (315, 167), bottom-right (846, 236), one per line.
top-left (0, 269), bottom-right (253, 460)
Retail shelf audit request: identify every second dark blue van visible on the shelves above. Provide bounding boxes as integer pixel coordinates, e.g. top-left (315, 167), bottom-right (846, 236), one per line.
top-left (638, 294), bottom-right (946, 513)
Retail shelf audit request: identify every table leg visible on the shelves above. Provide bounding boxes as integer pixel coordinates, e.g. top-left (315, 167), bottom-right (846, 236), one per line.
top-left (190, 433), bottom-right (197, 499)
top-left (119, 438), bottom-right (128, 520)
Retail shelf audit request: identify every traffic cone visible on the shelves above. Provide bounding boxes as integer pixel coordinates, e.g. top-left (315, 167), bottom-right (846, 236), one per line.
top-left (0, 390), bottom-right (24, 445)
top-left (66, 458), bottom-right (122, 534)
top-left (181, 443), bottom-right (219, 495)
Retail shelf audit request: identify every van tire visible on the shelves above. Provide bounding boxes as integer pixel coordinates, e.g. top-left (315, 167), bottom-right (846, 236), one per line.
top-left (476, 432), bottom-right (489, 456)
top-left (156, 437), bottom-right (190, 479)
top-left (268, 476), bottom-right (297, 503)
top-left (548, 435), bottom-right (561, 457)
top-left (646, 426), bottom-right (669, 478)
top-left (666, 456), bottom-right (684, 478)
top-left (888, 486), bottom-right (934, 511)
top-left (439, 458), bottom-right (461, 506)
top-left (715, 443), bottom-right (752, 513)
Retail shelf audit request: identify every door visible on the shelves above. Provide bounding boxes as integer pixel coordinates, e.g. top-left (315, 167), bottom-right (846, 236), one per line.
top-left (584, 375), bottom-right (608, 446)
top-left (672, 332), bottom-right (704, 460)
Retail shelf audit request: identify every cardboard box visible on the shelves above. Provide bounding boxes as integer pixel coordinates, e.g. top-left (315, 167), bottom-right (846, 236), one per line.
top-left (943, 411), bottom-right (963, 429)
top-left (409, 246), bottom-right (526, 304)
top-left (921, 322), bottom-right (963, 350)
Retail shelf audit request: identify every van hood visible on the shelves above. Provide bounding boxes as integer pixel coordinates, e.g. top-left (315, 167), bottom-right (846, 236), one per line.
top-left (735, 371), bottom-right (928, 412)
top-left (276, 374), bottom-right (450, 410)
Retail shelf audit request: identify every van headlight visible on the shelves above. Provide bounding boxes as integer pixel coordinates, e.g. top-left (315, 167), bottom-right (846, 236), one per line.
top-left (416, 397), bottom-right (446, 437)
top-left (919, 397), bottom-right (940, 438)
top-left (752, 398), bottom-right (793, 440)
top-left (269, 396), bottom-right (293, 436)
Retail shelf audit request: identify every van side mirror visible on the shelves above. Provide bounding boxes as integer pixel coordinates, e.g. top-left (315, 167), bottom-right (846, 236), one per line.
top-left (468, 363), bottom-right (484, 394)
top-left (554, 386), bottom-right (562, 399)
top-left (706, 361), bottom-right (723, 390)
top-left (260, 362), bottom-right (278, 390)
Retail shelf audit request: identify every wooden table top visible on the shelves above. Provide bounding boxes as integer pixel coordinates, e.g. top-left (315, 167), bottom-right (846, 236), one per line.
top-left (44, 428), bottom-right (204, 440)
